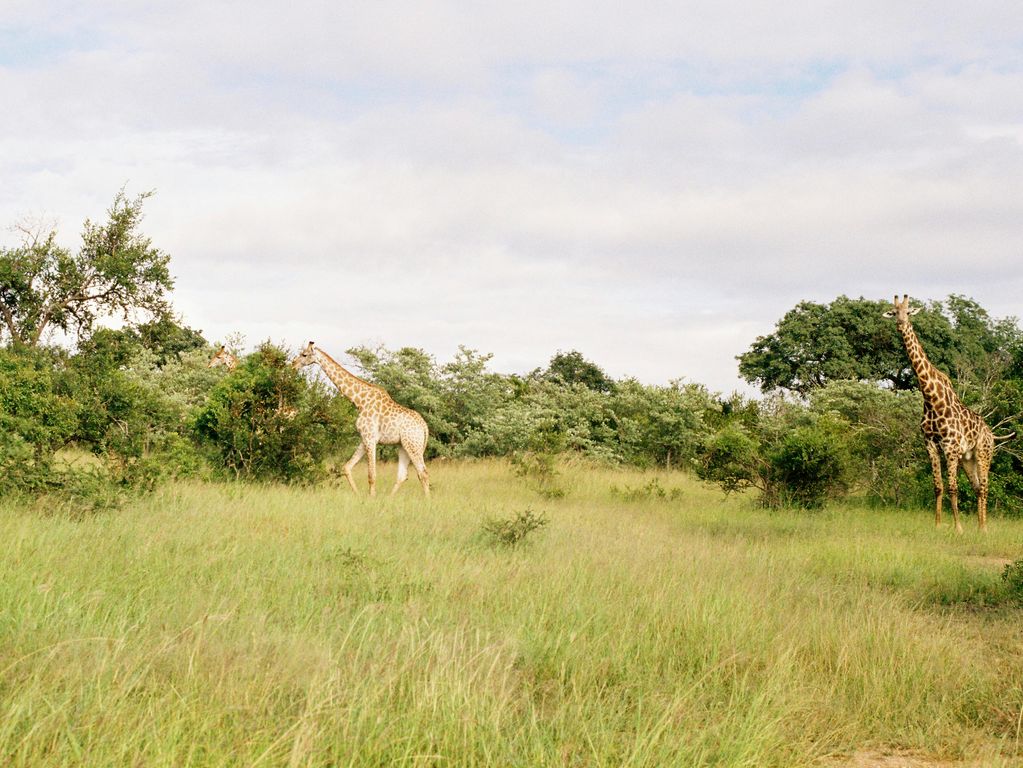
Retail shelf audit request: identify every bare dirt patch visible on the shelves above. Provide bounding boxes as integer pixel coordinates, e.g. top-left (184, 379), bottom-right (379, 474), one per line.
top-left (821, 751), bottom-right (990, 768)
top-left (962, 555), bottom-right (1013, 570)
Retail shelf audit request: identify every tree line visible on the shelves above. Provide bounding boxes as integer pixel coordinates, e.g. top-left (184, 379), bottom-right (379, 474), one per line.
top-left (3, 192), bottom-right (1022, 513)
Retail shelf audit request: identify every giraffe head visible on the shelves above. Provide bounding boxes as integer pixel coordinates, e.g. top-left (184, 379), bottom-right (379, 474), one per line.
top-left (208, 345), bottom-right (237, 370)
top-left (882, 294), bottom-right (922, 327)
top-left (292, 341), bottom-right (317, 370)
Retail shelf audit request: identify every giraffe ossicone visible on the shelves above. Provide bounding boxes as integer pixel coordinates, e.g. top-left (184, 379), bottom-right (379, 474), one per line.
top-left (886, 294), bottom-right (996, 532)
top-left (291, 341), bottom-right (430, 497)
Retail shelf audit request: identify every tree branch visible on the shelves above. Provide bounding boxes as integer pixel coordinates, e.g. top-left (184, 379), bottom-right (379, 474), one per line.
top-left (0, 301), bottom-right (23, 345)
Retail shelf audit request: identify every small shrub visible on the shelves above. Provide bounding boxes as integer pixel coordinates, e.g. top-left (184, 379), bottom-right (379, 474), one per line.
top-left (610, 478), bottom-right (683, 501)
top-left (480, 508), bottom-right (548, 548)
top-left (1002, 559), bottom-right (1023, 603)
top-left (697, 424), bottom-right (764, 496)
top-left (326, 546), bottom-right (371, 573)
top-left (768, 423), bottom-right (847, 509)
top-left (0, 433), bottom-right (134, 514)
top-left (510, 450), bottom-right (566, 499)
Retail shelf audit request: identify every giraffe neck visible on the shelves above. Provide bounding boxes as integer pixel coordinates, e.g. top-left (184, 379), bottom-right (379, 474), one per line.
top-left (312, 348), bottom-right (380, 410)
top-left (898, 319), bottom-right (948, 401)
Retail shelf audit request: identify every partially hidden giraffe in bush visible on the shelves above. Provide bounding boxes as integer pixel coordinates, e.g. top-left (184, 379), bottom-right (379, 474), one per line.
top-left (207, 345), bottom-right (238, 371)
top-left (209, 345), bottom-right (297, 418)
top-left (291, 341), bottom-right (430, 497)
top-left (885, 294), bottom-right (1013, 531)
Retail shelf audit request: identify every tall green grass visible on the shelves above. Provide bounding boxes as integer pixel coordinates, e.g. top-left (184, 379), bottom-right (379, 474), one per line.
top-left (1, 460), bottom-right (1021, 766)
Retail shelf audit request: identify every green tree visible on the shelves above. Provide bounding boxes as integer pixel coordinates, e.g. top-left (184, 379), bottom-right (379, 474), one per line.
top-left (537, 350), bottom-right (616, 393)
top-left (0, 346), bottom-right (79, 460)
top-left (438, 346), bottom-right (511, 445)
top-left (698, 396), bottom-right (849, 508)
top-left (193, 343), bottom-right (354, 481)
top-left (737, 295), bottom-right (1019, 395)
top-left (346, 345), bottom-right (454, 451)
top-left (0, 190), bottom-right (173, 348)
top-left (809, 380), bottom-right (928, 507)
top-left (612, 378), bottom-right (718, 468)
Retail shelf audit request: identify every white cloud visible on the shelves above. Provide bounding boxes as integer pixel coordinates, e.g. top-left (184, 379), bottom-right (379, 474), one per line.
top-left (1, 3), bottom-right (1022, 393)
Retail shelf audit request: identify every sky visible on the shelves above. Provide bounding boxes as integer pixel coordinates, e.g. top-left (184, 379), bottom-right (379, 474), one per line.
top-left (1, 2), bottom-right (1022, 394)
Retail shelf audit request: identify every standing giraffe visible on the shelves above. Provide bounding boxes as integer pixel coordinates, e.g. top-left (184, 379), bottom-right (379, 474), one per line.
top-left (885, 294), bottom-right (999, 532)
top-left (207, 345), bottom-right (238, 371)
top-left (291, 341), bottom-right (430, 497)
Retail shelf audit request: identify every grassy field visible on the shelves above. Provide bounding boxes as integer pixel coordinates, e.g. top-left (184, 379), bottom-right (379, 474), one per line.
top-left (2, 460), bottom-right (1022, 767)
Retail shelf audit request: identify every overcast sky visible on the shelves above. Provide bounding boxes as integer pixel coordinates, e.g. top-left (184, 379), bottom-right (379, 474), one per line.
top-left (2, 2), bottom-right (1021, 393)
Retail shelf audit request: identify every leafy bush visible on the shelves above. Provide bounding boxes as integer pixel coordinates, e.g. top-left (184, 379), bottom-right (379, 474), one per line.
top-left (343, 344), bottom-right (723, 469)
top-left (697, 424), bottom-right (764, 497)
top-left (0, 434), bottom-right (133, 514)
top-left (1001, 559), bottom-right (1023, 603)
top-left (510, 450), bottom-right (566, 499)
top-left (809, 380), bottom-right (930, 507)
top-left (610, 477), bottom-right (683, 501)
top-left (62, 337), bottom-right (213, 484)
top-left (698, 403), bottom-right (849, 509)
top-left (193, 342), bottom-right (354, 482)
top-left (768, 422), bottom-right (847, 508)
top-left (480, 509), bottom-right (548, 548)
top-left (0, 343), bottom-right (182, 508)
top-left (0, 346), bottom-right (79, 458)
top-left (612, 378), bottom-right (718, 469)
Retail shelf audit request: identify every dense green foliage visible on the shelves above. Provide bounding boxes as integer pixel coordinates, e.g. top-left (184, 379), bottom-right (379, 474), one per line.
top-left (0, 191), bottom-right (173, 348)
top-left (194, 343), bottom-right (355, 482)
top-left (348, 344), bottom-right (721, 467)
top-left (697, 398), bottom-right (848, 509)
top-left (734, 295), bottom-right (1023, 514)
top-left (4, 323), bottom-right (1023, 514)
top-left (2, 195), bottom-right (1021, 515)
top-left (738, 295), bottom-right (1020, 395)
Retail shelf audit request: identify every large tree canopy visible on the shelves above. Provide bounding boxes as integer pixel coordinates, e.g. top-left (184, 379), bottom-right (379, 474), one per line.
top-left (536, 350), bottom-right (616, 393)
top-left (738, 295), bottom-right (1020, 395)
top-left (0, 190), bottom-right (173, 348)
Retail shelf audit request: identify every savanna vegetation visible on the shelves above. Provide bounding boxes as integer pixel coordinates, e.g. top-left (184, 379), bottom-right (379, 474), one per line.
top-left (3, 193), bottom-right (1023, 765)
top-left (4, 465), bottom-right (1023, 766)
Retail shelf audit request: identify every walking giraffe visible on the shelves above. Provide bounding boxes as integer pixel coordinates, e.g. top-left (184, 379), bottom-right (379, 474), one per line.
top-left (291, 341), bottom-right (430, 497)
top-left (207, 345), bottom-right (238, 371)
top-left (885, 294), bottom-right (1010, 532)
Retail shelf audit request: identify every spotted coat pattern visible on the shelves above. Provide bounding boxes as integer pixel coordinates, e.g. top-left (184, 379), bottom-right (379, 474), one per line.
top-left (207, 345), bottom-right (238, 371)
top-left (292, 342), bottom-right (430, 497)
top-left (887, 295), bottom-right (994, 532)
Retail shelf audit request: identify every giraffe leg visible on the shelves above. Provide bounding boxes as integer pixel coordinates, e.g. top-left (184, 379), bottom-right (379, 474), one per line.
top-left (945, 450), bottom-right (963, 534)
top-left (976, 452), bottom-right (992, 532)
top-left (925, 440), bottom-right (944, 527)
top-left (409, 450), bottom-right (430, 497)
top-left (962, 456), bottom-right (980, 491)
top-left (962, 455), bottom-right (987, 532)
top-left (390, 446), bottom-right (411, 496)
top-left (342, 443), bottom-right (366, 494)
top-left (365, 439), bottom-right (378, 498)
